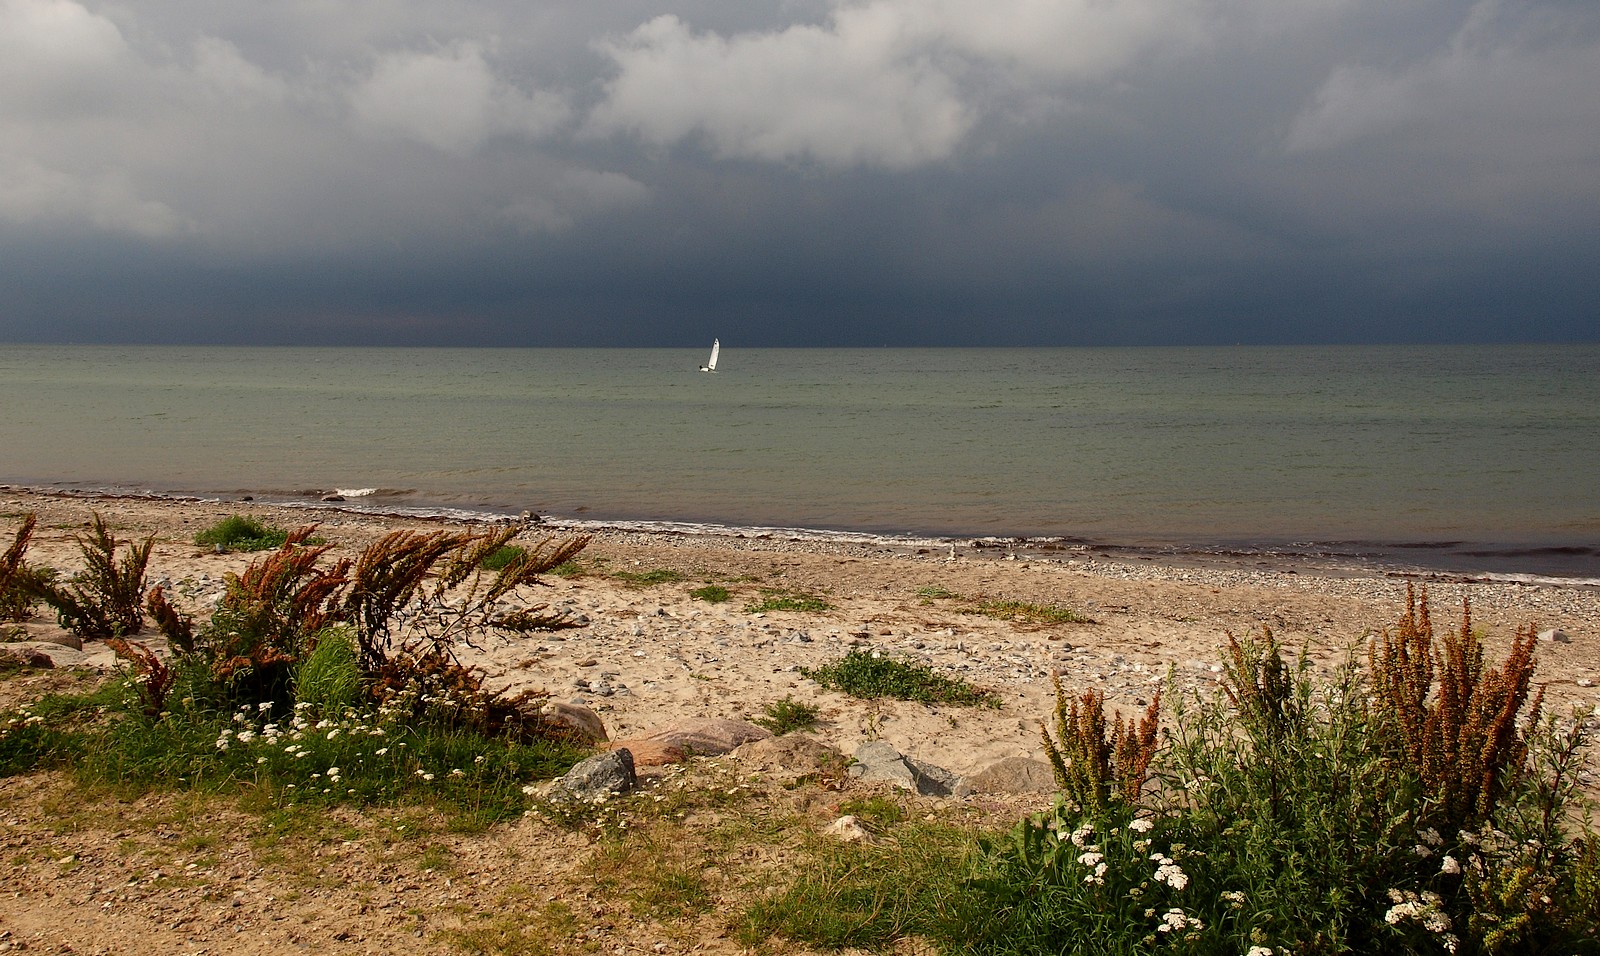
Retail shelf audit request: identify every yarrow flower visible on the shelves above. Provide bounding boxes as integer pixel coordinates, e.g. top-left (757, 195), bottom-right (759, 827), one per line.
top-left (1440, 855), bottom-right (1461, 876)
top-left (1129, 818), bottom-right (1154, 833)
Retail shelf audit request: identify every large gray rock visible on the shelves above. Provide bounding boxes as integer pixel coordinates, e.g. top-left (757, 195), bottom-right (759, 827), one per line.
top-left (641, 717), bottom-right (771, 756)
top-left (848, 740), bottom-right (960, 797)
top-left (954, 756), bottom-right (1057, 797)
top-left (539, 700), bottom-right (609, 743)
top-left (552, 749), bottom-right (636, 800)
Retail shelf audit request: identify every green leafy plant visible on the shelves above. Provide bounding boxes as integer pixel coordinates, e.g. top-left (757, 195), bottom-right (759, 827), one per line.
top-left (801, 650), bottom-right (999, 707)
top-left (612, 567), bottom-right (685, 586)
top-left (194, 515), bottom-right (290, 552)
top-left (477, 544), bottom-right (527, 572)
top-left (753, 695), bottom-right (820, 735)
top-left (690, 584), bottom-right (731, 604)
top-left (1039, 679), bottom-right (1159, 814)
top-left (33, 514), bottom-right (153, 639)
top-left (294, 625), bottom-right (363, 715)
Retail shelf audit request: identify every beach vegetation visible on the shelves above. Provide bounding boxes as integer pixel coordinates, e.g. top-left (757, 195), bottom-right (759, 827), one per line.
top-left (193, 515), bottom-right (290, 552)
top-left (1, 513), bottom-right (46, 621)
top-left (755, 591), bottom-right (1597, 955)
top-left (612, 567), bottom-right (685, 586)
top-left (745, 590), bottom-right (831, 614)
top-left (801, 649), bottom-right (1001, 707)
top-left (915, 584), bottom-right (959, 601)
top-left (477, 543), bottom-right (527, 571)
top-left (754, 695), bottom-right (820, 735)
top-left (31, 513), bottom-right (153, 639)
top-left (549, 559), bottom-right (585, 578)
top-left (690, 584), bottom-right (731, 604)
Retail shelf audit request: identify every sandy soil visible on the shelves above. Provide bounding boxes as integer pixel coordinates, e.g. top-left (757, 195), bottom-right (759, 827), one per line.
top-left (2, 488), bottom-right (1597, 954)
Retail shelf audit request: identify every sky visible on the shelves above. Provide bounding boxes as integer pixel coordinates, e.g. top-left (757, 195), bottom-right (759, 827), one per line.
top-left (1, 0), bottom-right (1597, 347)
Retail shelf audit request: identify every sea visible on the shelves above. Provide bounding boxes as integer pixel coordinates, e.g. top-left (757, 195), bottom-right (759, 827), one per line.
top-left (2, 343), bottom-right (1597, 581)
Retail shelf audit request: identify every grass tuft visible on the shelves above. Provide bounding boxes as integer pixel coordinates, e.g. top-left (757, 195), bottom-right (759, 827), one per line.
top-left (801, 650), bottom-right (999, 707)
top-left (194, 515), bottom-right (290, 552)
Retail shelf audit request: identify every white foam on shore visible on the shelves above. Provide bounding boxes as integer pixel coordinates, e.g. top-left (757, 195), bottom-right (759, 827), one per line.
top-left (334, 488), bottom-right (380, 497)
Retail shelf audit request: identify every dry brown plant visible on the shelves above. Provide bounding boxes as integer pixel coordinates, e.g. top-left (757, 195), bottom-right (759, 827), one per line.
top-left (0, 513), bottom-right (43, 621)
top-left (103, 637), bottom-right (176, 716)
top-left (1222, 628), bottom-right (1306, 744)
top-left (1041, 675), bottom-right (1161, 812)
top-left (1368, 584), bottom-right (1544, 830)
top-left (34, 514), bottom-right (153, 639)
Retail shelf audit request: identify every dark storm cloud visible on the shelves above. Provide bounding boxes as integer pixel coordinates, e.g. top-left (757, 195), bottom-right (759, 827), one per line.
top-left (1, 0), bottom-right (1596, 345)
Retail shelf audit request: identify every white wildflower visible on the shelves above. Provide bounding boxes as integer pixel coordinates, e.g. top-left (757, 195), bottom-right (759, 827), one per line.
top-left (1440, 855), bottom-right (1461, 876)
top-left (1129, 818), bottom-right (1154, 833)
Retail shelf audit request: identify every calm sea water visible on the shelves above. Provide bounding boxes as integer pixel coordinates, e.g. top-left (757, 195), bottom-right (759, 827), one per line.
top-left (2, 344), bottom-right (1597, 577)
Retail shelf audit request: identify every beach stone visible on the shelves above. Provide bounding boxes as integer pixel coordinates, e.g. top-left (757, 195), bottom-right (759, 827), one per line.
top-left (1538, 628), bottom-right (1571, 644)
top-left (641, 717), bottom-right (771, 756)
top-left (732, 735), bottom-right (846, 784)
top-left (36, 633), bottom-right (84, 651)
top-left (539, 701), bottom-right (609, 744)
top-left (848, 741), bottom-right (959, 796)
top-left (954, 757), bottom-right (1057, 797)
top-left (609, 739), bottom-right (687, 767)
top-left (824, 815), bottom-right (872, 843)
top-left (553, 749), bottom-right (636, 799)
top-left (0, 646), bottom-right (55, 669)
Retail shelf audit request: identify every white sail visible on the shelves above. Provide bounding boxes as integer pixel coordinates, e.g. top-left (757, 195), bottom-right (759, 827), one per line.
top-left (701, 338), bottom-right (720, 372)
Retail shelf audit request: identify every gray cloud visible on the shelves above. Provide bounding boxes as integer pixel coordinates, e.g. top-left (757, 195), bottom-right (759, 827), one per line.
top-left (0, 0), bottom-right (1596, 345)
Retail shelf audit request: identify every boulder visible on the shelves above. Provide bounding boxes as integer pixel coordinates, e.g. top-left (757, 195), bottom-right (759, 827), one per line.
top-left (824, 815), bottom-right (872, 843)
top-left (954, 757), bottom-right (1057, 797)
top-left (848, 740), bottom-right (960, 797)
top-left (539, 701), bottom-right (609, 743)
top-left (608, 739), bottom-right (687, 767)
top-left (641, 717), bottom-right (772, 756)
top-left (731, 734), bottom-right (847, 785)
top-left (1538, 628), bottom-right (1572, 644)
top-left (0, 646), bottom-right (54, 669)
top-left (552, 749), bottom-right (636, 800)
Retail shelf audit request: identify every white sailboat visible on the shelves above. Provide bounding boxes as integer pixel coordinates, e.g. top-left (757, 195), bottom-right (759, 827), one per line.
top-left (698, 338), bottom-right (720, 372)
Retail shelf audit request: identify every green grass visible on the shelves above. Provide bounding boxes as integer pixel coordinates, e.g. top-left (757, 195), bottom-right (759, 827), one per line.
top-left (744, 591), bottom-right (831, 614)
top-left (193, 515), bottom-right (289, 552)
top-left (753, 695), bottom-right (820, 735)
top-left (477, 544), bottom-right (527, 572)
top-left (800, 650), bottom-right (999, 707)
top-left (612, 567), bottom-right (686, 586)
top-left (690, 584), bottom-right (731, 604)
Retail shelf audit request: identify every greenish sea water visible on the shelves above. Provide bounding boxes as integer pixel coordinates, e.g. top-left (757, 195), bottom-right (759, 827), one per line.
top-left (2, 344), bottom-right (1596, 577)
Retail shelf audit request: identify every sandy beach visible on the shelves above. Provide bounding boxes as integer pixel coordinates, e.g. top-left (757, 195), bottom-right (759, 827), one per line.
top-left (6, 486), bottom-right (1598, 777)
top-left (2, 487), bottom-right (1597, 954)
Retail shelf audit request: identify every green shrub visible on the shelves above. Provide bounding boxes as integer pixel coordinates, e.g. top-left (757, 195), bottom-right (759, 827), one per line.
top-left (613, 568), bottom-right (685, 586)
top-left (194, 515), bottom-right (289, 552)
top-left (968, 598), bottom-right (1091, 625)
top-left (690, 584), bottom-right (731, 604)
top-left (294, 626), bottom-right (363, 715)
top-left (800, 650), bottom-right (999, 707)
top-left (478, 545), bottom-right (527, 572)
top-left (753, 695), bottom-right (819, 735)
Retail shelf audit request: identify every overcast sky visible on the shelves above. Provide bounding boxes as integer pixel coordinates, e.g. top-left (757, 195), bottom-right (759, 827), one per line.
top-left (2, 0), bottom-right (1597, 346)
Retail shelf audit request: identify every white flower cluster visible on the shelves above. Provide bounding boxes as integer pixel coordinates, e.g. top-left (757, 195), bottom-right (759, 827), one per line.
top-left (1151, 852), bottom-right (1188, 891)
top-left (1384, 889), bottom-right (1458, 953)
top-left (1155, 907), bottom-right (1202, 934)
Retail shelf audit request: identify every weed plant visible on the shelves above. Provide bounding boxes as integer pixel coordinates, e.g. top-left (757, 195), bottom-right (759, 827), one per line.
top-left (613, 567), bottom-right (685, 586)
top-left (194, 515), bottom-right (289, 552)
top-left (1, 514), bottom-right (45, 621)
top-left (757, 593), bottom-right (1598, 955)
top-left (32, 514), bottom-right (153, 639)
top-left (690, 585), bottom-right (731, 604)
top-left (801, 649), bottom-right (1000, 707)
top-left (477, 544), bottom-right (527, 572)
top-left (745, 591), bottom-right (831, 614)
top-left (753, 695), bottom-right (820, 735)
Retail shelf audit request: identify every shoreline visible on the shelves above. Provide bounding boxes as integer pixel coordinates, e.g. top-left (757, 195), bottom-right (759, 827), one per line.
top-left (9, 482), bottom-right (1600, 586)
